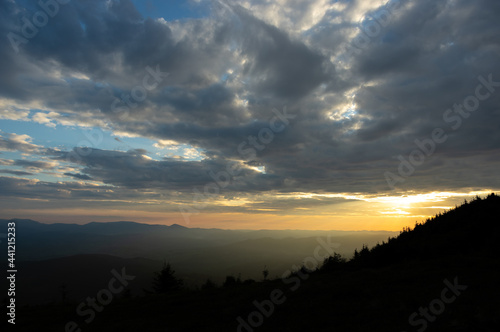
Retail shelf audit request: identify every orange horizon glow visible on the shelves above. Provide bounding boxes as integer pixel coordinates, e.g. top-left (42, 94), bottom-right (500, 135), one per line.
top-left (2, 190), bottom-right (495, 231)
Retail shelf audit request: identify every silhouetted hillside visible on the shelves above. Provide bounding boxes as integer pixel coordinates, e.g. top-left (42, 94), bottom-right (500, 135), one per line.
top-left (12, 255), bottom-right (161, 305)
top-left (348, 193), bottom-right (500, 268)
top-left (7, 194), bottom-right (500, 331)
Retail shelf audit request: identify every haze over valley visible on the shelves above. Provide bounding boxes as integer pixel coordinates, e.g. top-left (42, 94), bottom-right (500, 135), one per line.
top-left (1, 0), bottom-right (500, 330)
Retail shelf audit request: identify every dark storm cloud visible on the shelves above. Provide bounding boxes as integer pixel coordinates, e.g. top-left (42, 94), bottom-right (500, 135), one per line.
top-left (51, 147), bottom-right (282, 193)
top-left (0, 170), bottom-right (34, 176)
top-left (0, 176), bottom-right (99, 199)
top-left (1, 0), bottom-right (233, 111)
top-left (1, 0), bottom-right (500, 207)
top-left (346, 0), bottom-right (500, 154)
top-left (155, 84), bottom-right (240, 126)
top-left (64, 172), bottom-right (93, 180)
top-left (11, 159), bottom-right (56, 170)
top-left (218, 2), bottom-right (334, 99)
top-left (0, 176), bottom-right (169, 208)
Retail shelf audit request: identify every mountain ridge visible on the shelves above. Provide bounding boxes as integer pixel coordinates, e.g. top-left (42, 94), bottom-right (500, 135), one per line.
top-left (7, 194), bottom-right (500, 331)
top-left (0, 218), bottom-right (398, 233)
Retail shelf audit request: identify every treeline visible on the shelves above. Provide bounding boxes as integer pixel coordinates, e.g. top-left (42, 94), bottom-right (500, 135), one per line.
top-left (321, 192), bottom-right (500, 271)
top-left (149, 193), bottom-right (500, 293)
top-left (149, 263), bottom-right (269, 294)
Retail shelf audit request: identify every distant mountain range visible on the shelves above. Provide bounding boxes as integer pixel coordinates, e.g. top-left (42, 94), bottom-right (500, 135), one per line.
top-left (5, 194), bottom-right (500, 331)
top-left (8, 195), bottom-right (500, 332)
top-left (0, 218), bottom-right (397, 305)
top-left (0, 218), bottom-right (397, 260)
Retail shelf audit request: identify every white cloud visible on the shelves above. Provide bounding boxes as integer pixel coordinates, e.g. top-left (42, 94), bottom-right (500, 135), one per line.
top-left (0, 133), bottom-right (42, 153)
top-left (32, 112), bottom-right (58, 128)
top-left (0, 109), bottom-right (30, 121)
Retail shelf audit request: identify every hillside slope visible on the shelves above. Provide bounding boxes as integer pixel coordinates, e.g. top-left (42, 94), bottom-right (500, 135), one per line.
top-left (8, 194), bottom-right (500, 331)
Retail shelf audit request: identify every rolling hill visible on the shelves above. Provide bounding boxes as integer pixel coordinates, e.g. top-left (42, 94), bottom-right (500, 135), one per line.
top-left (4, 194), bottom-right (500, 331)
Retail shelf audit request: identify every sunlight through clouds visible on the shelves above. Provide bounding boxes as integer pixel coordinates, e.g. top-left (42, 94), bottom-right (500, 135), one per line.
top-left (0, 0), bottom-right (499, 229)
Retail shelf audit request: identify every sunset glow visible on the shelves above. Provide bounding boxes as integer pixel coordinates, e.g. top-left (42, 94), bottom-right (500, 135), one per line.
top-left (1, 0), bottom-right (499, 231)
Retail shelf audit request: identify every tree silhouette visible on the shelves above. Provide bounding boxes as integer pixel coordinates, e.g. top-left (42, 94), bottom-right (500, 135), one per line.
top-left (223, 274), bottom-right (242, 287)
top-left (60, 282), bottom-right (69, 304)
top-left (320, 252), bottom-right (346, 272)
top-left (151, 261), bottom-right (183, 294)
top-left (201, 278), bottom-right (217, 290)
top-left (262, 266), bottom-right (269, 280)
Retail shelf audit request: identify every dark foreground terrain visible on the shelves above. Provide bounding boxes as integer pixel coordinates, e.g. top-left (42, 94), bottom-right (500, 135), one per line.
top-left (4, 194), bottom-right (500, 331)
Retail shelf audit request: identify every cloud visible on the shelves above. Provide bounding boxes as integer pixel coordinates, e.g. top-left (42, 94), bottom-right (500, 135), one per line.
top-left (0, 108), bottom-right (30, 121)
top-left (32, 112), bottom-right (58, 127)
top-left (12, 159), bottom-right (58, 170)
top-left (0, 176), bottom-right (111, 200)
top-left (64, 172), bottom-right (93, 180)
top-left (0, 0), bottom-right (499, 217)
top-left (0, 170), bottom-right (34, 176)
top-left (0, 133), bottom-right (42, 153)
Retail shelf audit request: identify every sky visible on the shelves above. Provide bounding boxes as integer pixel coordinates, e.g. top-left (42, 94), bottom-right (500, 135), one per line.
top-left (1, 0), bottom-right (499, 230)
